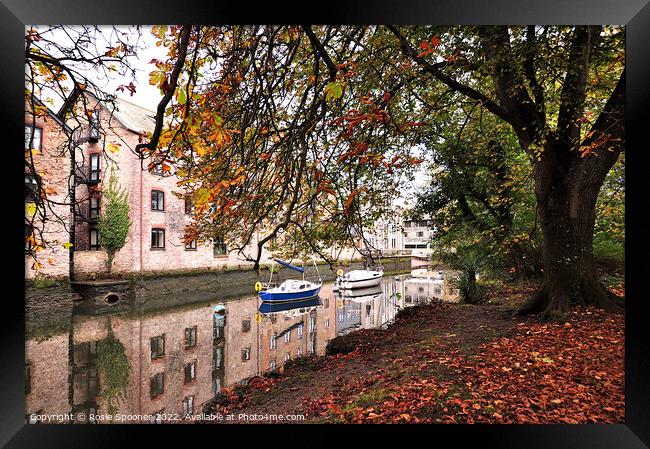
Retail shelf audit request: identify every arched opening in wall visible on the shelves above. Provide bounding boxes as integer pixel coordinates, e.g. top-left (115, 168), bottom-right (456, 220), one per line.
top-left (103, 292), bottom-right (121, 306)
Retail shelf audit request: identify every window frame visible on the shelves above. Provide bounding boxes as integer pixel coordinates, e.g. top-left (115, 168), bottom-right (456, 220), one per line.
top-left (89, 110), bottom-right (100, 141)
top-left (25, 124), bottom-right (42, 150)
top-left (182, 395), bottom-right (194, 417)
top-left (242, 347), bottom-right (251, 361)
top-left (184, 196), bottom-right (194, 215)
top-left (150, 372), bottom-right (165, 399)
top-left (89, 153), bottom-right (101, 182)
top-left (184, 327), bottom-right (197, 349)
top-left (151, 190), bottom-right (165, 211)
top-left (150, 335), bottom-right (165, 360)
top-left (151, 228), bottom-right (165, 249)
top-left (89, 195), bottom-right (100, 221)
top-left (213, 236), bottom-right (227, 257)
top-left (241, 319), bottom-right (251, 333)
top-left (89, 228), bottom-right (100, 250)
top-left (184, 361), bottom-right (197, 384)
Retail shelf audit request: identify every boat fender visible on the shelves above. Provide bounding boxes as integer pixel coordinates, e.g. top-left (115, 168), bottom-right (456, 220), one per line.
top-left (254, 281), bottom-right (263, 292)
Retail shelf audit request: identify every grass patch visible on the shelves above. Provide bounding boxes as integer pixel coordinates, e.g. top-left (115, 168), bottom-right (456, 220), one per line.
top-left (353, 388), bottom-right (391, 408)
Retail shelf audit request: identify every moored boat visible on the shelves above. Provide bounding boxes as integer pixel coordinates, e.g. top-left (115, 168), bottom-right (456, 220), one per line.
top-left (257, 259), bottom-right (322, 303)
top-left (338, 268), bottom-right (383, 289)
top-left (258, 279), bottom-right (322, 302)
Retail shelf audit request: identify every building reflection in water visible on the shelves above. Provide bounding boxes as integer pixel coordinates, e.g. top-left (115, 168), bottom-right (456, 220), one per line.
top-left (25, 275), bottom-right (455, 423)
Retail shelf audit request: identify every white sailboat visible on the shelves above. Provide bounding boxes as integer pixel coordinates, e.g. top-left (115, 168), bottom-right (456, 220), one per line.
top-left (336, 254), bottom-right (384, 290)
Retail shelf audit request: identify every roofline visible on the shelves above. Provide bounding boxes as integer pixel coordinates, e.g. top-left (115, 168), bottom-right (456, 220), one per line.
top-left (26, 95), bottom-right (72, 133)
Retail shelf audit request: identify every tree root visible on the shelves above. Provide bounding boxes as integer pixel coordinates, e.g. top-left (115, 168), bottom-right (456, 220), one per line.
top-left (516, 282), bottom-right (624, 320)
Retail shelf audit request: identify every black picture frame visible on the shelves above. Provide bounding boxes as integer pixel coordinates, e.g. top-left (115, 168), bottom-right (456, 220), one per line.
top-left (2, 0), bottom-right (649, 447)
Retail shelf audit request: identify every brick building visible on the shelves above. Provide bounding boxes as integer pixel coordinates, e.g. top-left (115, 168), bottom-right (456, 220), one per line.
top-left (25, 90), bottom-right (365, 280)
top-left (67, 93), bottom-right (274, 278)
top-left (25, 102), bottom-right (74, 279)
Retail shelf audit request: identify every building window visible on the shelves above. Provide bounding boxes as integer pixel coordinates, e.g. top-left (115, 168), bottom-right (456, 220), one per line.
top-left (270, 334), bottom-right (277, 350)
top-left (25, 174), bottom-right (39, 203)
top-left (89, 153), bottom-right (100, 181)
top-left (184, 361), bottom-right (196, 384)
top-left (182, 396), bottom-right (194, 417)
top-left (297, 324), bottom-right (304, 338)
top-left (151, 228), bottom-right (165, 249)
top-left (185, 239), bottom-right (197, 250)
top-left (417, 231), bottom-right (424, 237)
top-left (242, 347), bottom-right (251, 361)
top-left (213, 377), bottom-right (222, 395)
top-left (89, 196), bottom-right (100, 220)
top-left (269, 360), bottom-right (277, 370)
top-left (213, 236), bottom-right (227, 257)
top-left (309, 316), bottom-right (316, 333)
top-left (284, 353), bottom-right (291, 362)
top-left (150, 409), bottom-right (165, 424)
top-left (89, 110), bottom-right (100, 141)
top-left (297, 348), bottom-right (302, 357)
top-left (324, 319), bottom-right (330, 328)
top-left (213, 346), bottom-right (223, 369)
top-left (284, 331), bottom-right (290, 343)
top-left (151, 190), bottom-right (165, 211)
top-left (241, 319), bottom-right (251, 333)
top-left (89, 228), bottom-right (100, 250)
top-left (184, 327), bottom-right (197, 349)
top-left (25, 125), bottom-right (42, 150)
top-left (151, 335), bottom-right (165, 359)
top-left (185, 196), bottom-right (194, 215)
top-left (213, 316), bottom-right (224, 340)
top-left (150, 372), bottom-right (164, 399)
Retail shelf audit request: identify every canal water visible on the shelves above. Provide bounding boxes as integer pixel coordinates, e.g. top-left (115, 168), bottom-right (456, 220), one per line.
top-left (25, 270), bottom-right (458, 423)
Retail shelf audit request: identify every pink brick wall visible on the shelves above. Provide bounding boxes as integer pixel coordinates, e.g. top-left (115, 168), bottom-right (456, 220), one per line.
top-left (73, 102), bottom-right (271, 278)
top-left (25, 112), bottom-right (72, 279)
top-left (25, 333), bottom-right (70, 421)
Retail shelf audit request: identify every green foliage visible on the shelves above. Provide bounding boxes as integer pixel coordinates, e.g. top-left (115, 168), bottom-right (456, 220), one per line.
top-left (96, 169), bottom-right (131, 274)
top-left (449, 249), bottom-right (488, 304)
top-left (96, 332), bottom-right (129, 417)
top-left (30, 277), bottom-right (58, 289)
top-left (594, 153), bottom-right (624, 267)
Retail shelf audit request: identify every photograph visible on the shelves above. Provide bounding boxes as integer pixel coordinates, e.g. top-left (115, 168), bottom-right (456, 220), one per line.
top-left (9, 5), bottom-right (647, 442)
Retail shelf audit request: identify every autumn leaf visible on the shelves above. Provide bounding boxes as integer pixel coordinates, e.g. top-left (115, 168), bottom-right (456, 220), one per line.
top-left (324, 81), bottom-right (343, 101)
top-left (107, 141), bottom-right (121, 154)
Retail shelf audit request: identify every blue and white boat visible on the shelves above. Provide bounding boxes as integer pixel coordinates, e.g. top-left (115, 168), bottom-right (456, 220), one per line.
top-left (258, 259), bottom-right (322, 303)
top-left (258, 296), bottom-right (322, 314)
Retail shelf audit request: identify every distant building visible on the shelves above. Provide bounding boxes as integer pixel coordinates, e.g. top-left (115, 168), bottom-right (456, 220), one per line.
top-left (364, 210), bottom-right (405, 255)
top-left (402, 216), bottom-right (434, 251)
top-left (361, 208), bottom-right (434, 256)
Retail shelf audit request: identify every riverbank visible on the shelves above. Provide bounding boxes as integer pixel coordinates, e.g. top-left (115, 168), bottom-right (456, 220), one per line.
top-left (201, 282), bottom-right (624, 424)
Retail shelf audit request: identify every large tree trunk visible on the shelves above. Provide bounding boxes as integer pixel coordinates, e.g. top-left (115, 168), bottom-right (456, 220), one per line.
top-left (517, 165), bottom-right (621, 319)
top-left (517, 69), bottom-right (625, 319)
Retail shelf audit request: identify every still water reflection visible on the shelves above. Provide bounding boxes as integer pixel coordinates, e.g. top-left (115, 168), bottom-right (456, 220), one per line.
top-left (25, 272), bottom-right (458, 423)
